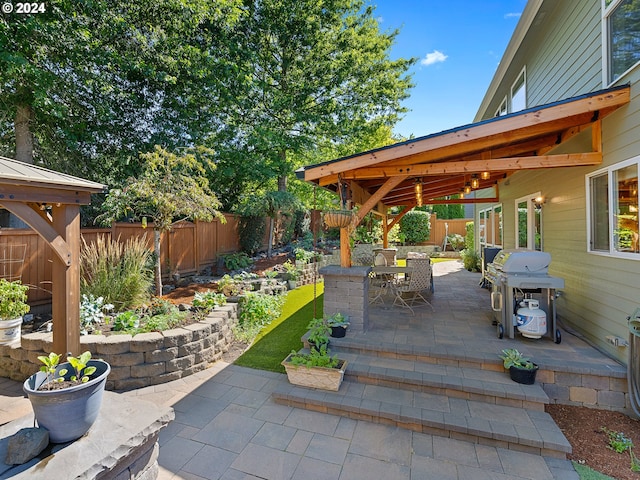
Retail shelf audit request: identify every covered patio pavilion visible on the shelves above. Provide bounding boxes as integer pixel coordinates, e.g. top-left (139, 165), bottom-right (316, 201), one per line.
top-left (296, 85), bottom-right (631, 335)
top-left (296, 84), bottom-right (630, 267)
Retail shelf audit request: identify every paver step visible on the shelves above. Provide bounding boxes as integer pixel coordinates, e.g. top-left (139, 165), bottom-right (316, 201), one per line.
top-left (272, 380), bottom-right (571, 458)
top-left (344, 359), bottom-right (550, 411)
top-left (317, 335), bottom-right (500, 372)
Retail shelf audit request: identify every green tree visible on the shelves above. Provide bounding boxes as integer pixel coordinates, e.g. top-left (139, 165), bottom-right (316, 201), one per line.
top-left (97, 146), bottom-right (224, 295)
top-left (209, 0), bottom-right (415, 205)
top-left (0, 1), bottom-right (239, 180)
top-left (432, 202), bottom-right (465, 219)
top-left (236, 191), bottom-right (302, 257)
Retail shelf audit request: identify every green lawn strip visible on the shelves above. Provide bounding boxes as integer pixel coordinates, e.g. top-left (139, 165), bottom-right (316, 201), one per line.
top-left (572, 462), bottom-right (616, 480)
top-left (234, 282), bottom-right (324, 373)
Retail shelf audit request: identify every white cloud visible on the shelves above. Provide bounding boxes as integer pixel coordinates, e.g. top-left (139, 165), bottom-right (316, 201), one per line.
top-left (505, 12), bottom-right (521, 19)
top-left (421, 50), bottom-right (448, 67)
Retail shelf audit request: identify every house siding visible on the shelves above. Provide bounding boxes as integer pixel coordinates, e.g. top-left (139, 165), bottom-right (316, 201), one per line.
top-left (476, 0), bottom-right (640, 364)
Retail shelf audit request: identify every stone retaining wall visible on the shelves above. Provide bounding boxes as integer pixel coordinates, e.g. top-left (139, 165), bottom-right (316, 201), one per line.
top-left (0, 304), bottom-right (238, 391)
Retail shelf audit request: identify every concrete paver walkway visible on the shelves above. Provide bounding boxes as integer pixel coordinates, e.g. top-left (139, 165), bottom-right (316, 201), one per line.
top-left (122, 361), bottom-right (578, 480)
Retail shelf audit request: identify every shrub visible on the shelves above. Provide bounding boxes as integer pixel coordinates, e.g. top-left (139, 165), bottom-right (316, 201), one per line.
top-left (234, 292), bottom-right (286, 343)
top-left (221, 252), bottom-right (252, 271)
top-left (446, 233), bottom-right (465, 251)
top-left (399, 211), bottom-right (431, 244)
top-left (80, 235), bottom-right (153, 311)
top-left (238, 215), bottom-right (265, 254)
top-left (465, 221), bottom-right (474, 250)
top-left (460, 248), bottom-right (481, 272)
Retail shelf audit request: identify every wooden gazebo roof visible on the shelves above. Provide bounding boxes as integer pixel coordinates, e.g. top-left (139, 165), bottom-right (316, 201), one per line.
top-left (0, 157), bottom-right (106, 356)
top-left (297, 85), bottom-right (630, 266)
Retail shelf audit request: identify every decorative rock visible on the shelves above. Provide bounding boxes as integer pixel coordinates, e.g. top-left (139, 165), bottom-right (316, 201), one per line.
top-left (5, 428), bottom-right (49, 465)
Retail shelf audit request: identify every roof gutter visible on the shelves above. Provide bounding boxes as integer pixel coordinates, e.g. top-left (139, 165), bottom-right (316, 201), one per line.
top-left (474, 0), bottom-right (543, 122)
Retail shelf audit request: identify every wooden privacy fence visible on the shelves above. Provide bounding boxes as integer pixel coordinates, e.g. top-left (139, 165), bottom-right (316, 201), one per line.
top-left (0, 214), bottom-right (266, 306)
top-left (428, 215), bottom-right (471, 247)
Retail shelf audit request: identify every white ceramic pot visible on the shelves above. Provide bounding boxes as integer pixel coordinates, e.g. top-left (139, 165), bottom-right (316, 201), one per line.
top-left (0, 317), bottom-right (22, 345)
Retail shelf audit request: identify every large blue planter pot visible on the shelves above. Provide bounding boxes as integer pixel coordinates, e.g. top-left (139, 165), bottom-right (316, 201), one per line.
top-left (23, 359), bottom-right (110, 443)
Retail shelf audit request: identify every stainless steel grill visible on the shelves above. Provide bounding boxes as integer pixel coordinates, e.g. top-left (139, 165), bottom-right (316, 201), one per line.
top-left (486, 250), bottom-right (564, 342)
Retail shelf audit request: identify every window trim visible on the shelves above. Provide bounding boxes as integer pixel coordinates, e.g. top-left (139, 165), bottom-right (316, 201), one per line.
top-left (602, 0), bottom-right (640, 86)
top-left (510, 67), bottom-right (527, 113)
top-left (515, 192), bottom-right (542, 251)
top-left (586, 156), bottom-right (640, 260)
top-left (479, 204), bottom-right (503, 248)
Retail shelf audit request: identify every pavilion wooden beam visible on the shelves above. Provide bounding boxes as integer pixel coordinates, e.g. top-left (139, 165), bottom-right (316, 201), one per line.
top-left (339, 152), bottom-right (602, 180)
top-left (301, 87), bottom-right (629, 182)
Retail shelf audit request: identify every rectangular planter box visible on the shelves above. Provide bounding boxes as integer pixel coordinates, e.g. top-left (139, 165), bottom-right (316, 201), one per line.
top-left (281, 354), bottom-right (347, 391)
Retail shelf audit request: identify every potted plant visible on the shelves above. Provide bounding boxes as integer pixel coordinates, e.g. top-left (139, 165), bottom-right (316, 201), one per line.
top-left (306, 317), bottom-right (331, 351)
top-left (0, 278), bottom-right (30, 345)
top-left (323, 209), bottom-right (354, 228)
top-left (499, 348), bottom-right (539, 385)
top-left (23, 351), bottom-right (111, 443)
top-left (281, 345), bottom-right (348, 391)
top-left (327, 312), bottom-right (350, 338)
top-left (282, 260), bottom-right (301, 289)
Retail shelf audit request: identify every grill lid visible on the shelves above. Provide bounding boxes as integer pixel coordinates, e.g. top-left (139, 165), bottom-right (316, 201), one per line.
top-left (490, 250), bottom-right (551, 274)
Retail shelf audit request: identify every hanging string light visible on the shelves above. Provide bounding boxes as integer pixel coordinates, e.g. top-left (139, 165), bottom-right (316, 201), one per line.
top-left (471, 174), bottom-right (479, 189)
top-left (414, 178), bottom-right (423, 206)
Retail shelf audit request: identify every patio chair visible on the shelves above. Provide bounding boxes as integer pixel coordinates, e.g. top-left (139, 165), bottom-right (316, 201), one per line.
top-left (391, 257), bottom-right (434, 315)
top-left (369, 253), bottom-right (390, 304)
top-left (406, 254), bottom-right (434, 293)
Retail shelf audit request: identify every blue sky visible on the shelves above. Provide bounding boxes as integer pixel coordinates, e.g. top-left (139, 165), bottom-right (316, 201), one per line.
top-left (370, 1), bottom-right (527, 138)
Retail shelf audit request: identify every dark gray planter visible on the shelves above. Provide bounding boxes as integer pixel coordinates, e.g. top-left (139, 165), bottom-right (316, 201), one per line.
top-left (23, 359), bottom-right (110, 443)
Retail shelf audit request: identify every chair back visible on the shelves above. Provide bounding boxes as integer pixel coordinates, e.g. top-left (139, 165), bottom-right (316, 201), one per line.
top-left (374, 253), bottom-right (387, 266)
top-left (406, 258), bottom-right (432, 291)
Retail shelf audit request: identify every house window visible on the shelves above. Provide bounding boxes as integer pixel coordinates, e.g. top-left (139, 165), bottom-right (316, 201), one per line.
top-left (587, 158), bottom-right (639, 256)
top-left (604, 0), bottom-right (640, 84)
top-left (495, 98), bottom-right (507, 117)
top-left (510, 68), bottom-right (526, 113)
top-left (515, 193), bottom-right (542, 251)
top-left (479, 205), bottom-right (503, 247)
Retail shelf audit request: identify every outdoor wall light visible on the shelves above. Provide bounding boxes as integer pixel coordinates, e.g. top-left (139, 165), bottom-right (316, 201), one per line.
top-left (532, 196), bottom-right (546, 208)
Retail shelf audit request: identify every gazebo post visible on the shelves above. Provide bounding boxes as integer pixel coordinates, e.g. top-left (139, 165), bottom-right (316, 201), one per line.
top-left (51, 204), bottom-right (81, 356)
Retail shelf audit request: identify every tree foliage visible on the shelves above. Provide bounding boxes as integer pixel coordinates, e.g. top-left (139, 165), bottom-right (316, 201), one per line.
top-left (97, 146), bottom-right (224, 293)
top-left (209, 0), bottom-right (415, 204)
top-left (0, 0), bottom-right (240, 180)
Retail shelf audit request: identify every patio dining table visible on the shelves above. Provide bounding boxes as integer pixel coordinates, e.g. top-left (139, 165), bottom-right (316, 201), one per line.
top-left (369, 265), bottom-right (413, 304)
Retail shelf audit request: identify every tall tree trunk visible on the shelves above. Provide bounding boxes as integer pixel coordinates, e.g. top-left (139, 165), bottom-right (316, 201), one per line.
top-left (154, 229), bottom-right (163, 296)
top-left (15, 104), bottom-right (34, 163)
top-left (277, 174), bottom-right (287, 191)
top-left (277, 150), bottom-right (287, 191)
top-left (267, 217), bottom-right (274, 258)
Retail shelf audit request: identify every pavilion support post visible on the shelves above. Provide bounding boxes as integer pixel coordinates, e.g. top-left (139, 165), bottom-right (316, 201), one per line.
top-left (51, 204), bottom-right (81, 356)
top-left (382, 214), bottom-right (389, 248)
top-left (339, 227), bottom-right (351, 268)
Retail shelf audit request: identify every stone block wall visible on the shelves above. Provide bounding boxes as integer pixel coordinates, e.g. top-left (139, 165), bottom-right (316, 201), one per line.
top-left (0, 304), bottom-right (238, 391)
top-left (320, 265), bottom-right (370, 333)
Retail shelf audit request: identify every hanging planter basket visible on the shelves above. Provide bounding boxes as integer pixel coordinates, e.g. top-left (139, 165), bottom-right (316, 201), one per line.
top-left (323, 210), bottom-right (354, 228)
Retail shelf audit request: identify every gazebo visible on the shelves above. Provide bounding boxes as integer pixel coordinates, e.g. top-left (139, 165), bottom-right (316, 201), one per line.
top-left (0, 157), bottom-right (106, 356)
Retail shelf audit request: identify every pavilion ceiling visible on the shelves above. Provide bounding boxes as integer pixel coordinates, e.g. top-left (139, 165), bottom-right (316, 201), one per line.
top-left (297, 85), bottom-right (630, 213)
